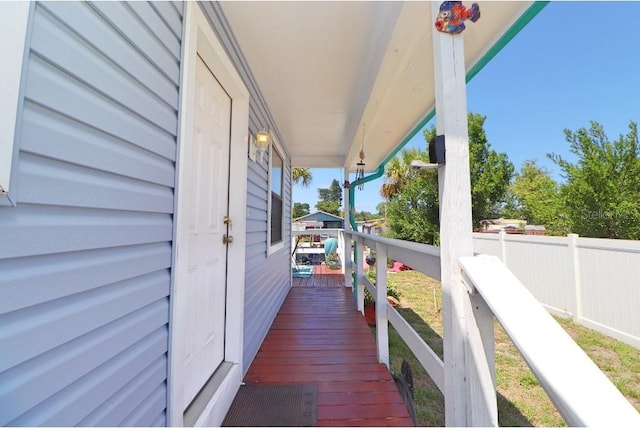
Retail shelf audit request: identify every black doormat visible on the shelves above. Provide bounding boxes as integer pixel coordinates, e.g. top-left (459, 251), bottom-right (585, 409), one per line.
top-left (222, 384), bottom-right (318, 427)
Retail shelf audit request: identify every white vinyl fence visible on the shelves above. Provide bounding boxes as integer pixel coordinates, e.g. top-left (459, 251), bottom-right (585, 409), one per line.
top-left (473, 232), bottom-right (640, 349)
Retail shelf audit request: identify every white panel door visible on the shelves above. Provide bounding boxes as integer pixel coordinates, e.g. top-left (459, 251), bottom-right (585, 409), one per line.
top-left (183, 56), bottom-right (231, 409)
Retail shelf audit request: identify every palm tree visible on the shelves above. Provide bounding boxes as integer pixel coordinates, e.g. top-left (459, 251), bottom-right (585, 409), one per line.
top-left (292, 168), bottom-right (312, 187)
top-left (380, 148), bottom-right (429, 199)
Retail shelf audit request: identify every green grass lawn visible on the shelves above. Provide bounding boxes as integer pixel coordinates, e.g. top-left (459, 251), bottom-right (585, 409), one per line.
top-left (380, 270), bottom-right (640, 427)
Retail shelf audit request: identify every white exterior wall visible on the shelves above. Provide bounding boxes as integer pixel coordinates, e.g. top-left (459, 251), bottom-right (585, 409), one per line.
top-left (0, 2), bottom-right (183, 424)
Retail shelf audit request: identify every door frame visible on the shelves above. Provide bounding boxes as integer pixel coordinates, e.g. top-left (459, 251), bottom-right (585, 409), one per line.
top-left (168, 3), bottom-right (249, 426)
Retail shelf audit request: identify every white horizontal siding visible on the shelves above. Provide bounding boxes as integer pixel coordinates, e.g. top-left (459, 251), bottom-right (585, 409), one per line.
top-left (0, 1), bottom-right (182, 425)
top-left (89, 2), bottom-right (180, 84)
top-left (40, 2), bottom-right (178, 107)
top-left (127, 2), bottom-right (181, 59)
top-left (25, 54), bottom-right (176, 160)
top-left (30, 7), bottom-right (177, 134)
top-left (8, 329), bottom-right (169, 426)
top-left (21, 102), bottom-right (175, 187)
top-left (0, 303), bottom-right (169, 424)
top-left (0, 243), bottom-right (171, 315)
top-left (0, 205), bottom-right (173, 259)
top-left (79, 356), bottom-right (168, 425)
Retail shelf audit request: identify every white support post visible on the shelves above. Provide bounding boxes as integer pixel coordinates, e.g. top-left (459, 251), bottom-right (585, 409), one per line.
top-left (568, 233), bottom-right (582, 322)
top-left (338, 229), bottom-right (345, 275)
top-left (344, 231), bottom-right (353, 288)
top-left (499, 229), bottom-right (507, 265)
top-left (356, 236), bottom-right (365, 313)
top-left (432, 2), bottom-right (496, 425)
top-left (375, 242), bottom-right (389, 368)
top-left (343, 170), bottom-right (353, 287)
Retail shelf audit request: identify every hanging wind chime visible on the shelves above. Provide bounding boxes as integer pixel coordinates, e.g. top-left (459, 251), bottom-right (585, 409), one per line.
top-left (356, 125), bottom-right (366, 190)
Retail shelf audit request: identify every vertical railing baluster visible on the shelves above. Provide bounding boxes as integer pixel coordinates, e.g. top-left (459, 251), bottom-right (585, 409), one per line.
top-left (375, 242), bottom-right (389, 367)
top-left (356, 236), bottom-right (365, 313)
top-left (343, 231), bottom-right (353, 288)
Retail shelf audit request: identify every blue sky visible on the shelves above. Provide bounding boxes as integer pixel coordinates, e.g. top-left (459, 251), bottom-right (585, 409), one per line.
top-left (293, 2), bottom-right (640, 214)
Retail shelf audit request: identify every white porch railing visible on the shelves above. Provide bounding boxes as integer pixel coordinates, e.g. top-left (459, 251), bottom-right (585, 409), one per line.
top-left (320, 229), bottom-right (639, 427)
top-left (460, 255), bottom-right (640, 426)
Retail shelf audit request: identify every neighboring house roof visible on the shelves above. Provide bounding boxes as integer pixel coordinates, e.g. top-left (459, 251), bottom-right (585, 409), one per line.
top-left (481, 218), bottom-right (527, 227)
top-left (525, 225), bottom-right (547, 231)
top-left (294, 211), bottom-right (344, 223)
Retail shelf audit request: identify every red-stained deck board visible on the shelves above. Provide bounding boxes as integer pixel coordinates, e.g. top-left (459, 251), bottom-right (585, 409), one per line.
top-left (243, 284), bottom-right (414, 427)
top-left (321, 417), bottom-right (412, 427)
top-left (292, 265), bottom-right (345, 287)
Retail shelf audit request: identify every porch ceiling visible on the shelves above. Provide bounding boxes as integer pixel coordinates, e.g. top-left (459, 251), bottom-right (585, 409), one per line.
top-left (220, 1), bottom-right (534, 172)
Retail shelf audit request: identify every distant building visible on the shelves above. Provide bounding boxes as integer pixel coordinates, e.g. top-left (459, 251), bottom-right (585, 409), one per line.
top-left (479, 218), bottom-right (546, 235)
top-left (524, 224), bottom-right (547, 235)
top-left (293, 211), bottom-right (344, 229)
top-left (357, 219), bottom-right (388, 236)
top-left (293, 211), bottom-right (344, 264)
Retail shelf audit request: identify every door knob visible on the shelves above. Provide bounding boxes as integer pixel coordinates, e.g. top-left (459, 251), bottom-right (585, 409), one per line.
top-left (223, 234), bottom-right (233, 245)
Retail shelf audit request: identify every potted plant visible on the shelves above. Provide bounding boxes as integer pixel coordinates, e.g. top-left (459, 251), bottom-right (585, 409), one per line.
top-left (365, 250), bottom-right (376, 268)
top-left (363, 271), bottom-right (401, 325)
top-left (325, 252), bottom-right (341, 269)
top-left (363, 288), bottom-right (376, 325)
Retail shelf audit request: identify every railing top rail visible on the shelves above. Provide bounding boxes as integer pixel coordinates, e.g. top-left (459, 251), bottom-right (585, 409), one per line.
top-left (292, 228), bottom-right (343, 236)
top-left (345, 230), bottom-right (440, 258)
top-left (576, 236), bottom-right (640, 252)
top-left (460, 255), bottom-right (640, 426)
top-left (471, 232), bottom-right (569, 246)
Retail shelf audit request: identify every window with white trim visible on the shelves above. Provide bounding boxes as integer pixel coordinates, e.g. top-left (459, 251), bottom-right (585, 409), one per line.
top-left (268, 142), bottom-right (285, 252)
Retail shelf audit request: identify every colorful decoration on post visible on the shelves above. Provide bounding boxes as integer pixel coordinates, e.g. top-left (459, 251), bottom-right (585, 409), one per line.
top-left (435, 1), bottom-right (480, 34)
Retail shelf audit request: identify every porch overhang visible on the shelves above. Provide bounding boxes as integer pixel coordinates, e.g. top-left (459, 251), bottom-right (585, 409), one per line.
top-left (220, 1), bottom-right (540, 172)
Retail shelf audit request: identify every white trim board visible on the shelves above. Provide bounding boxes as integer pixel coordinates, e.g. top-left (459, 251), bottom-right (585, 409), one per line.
top-left (0, 2), bottom-right (30, 200)
top-left (168, 3), bottom-right (249, 426)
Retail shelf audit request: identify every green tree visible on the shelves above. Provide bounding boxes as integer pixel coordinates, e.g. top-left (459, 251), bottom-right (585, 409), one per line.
top-left (293, 202), bottom-right (310, 219)
top-left (503, 160), bottom-right (566, 233)
top-left (385, 166), bottom-right (440, 244)
top-left (354, 210), bottom-right (376, 221)
top-left (380, 148), bottom-right (439, 244)
top-left (376, 201), bottom-right (387, 218)
top-left (292, 168), bottom-right (312, 187)
top-left (380, 148), bottom-right (430, 199)
top-left (316, 179), bottom-right (342, 215)
top-left (549, 121), bottom-right (640, 239)
top-left (381, 113), bottom-right (514, 244)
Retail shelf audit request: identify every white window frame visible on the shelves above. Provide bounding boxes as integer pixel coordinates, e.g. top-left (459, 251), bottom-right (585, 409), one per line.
top-left (0, 2), bottom-right (31, 205)
top-left (267, 138), bottom-right (286, 255)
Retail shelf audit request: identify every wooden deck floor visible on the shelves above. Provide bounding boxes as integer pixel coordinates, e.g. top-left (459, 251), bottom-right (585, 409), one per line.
top-left (292, 265), bottom-right (346, 287)
top-left (244, 270), bottom-right (413, 426)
